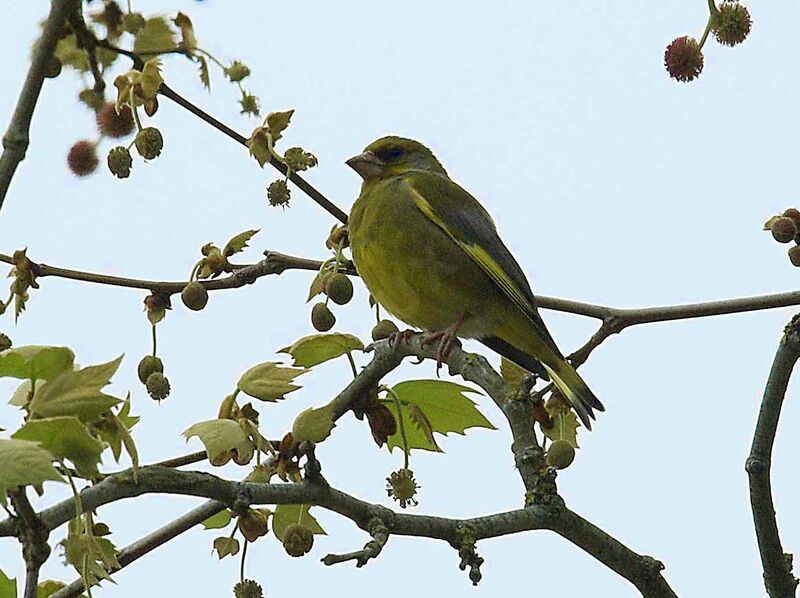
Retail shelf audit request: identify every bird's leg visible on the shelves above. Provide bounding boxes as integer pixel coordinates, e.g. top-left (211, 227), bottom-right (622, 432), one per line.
top-left (388, 329), bottom-right (417, 350)
top-left (421, 315), bottom-right (465, 373)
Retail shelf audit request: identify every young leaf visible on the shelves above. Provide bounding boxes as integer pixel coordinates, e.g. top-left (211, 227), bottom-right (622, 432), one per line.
top-left (247, 126), bottom-right (270, 167)
top-left (272, 504), bottom-right (325, 541)
top-left (213, 536), bottom-right (239, 559)
top-left (223, 229), bottom-right (259, 258)
top-left (291, 403), bottom-right (335, 444)
top-left (202, 510), bottom-right (232, 530)
top-left (0, 345), bottom-right (74, 381)
top-left (279, 333), bottom-right (364, 368)
top-left (500, 357), bottom-right (527, 389)
top-left (306, 268), bottom-right (331, 302)
top-left (0, 439), bottom-right (63, 497)
top-left (237, 362), bottom-right (306, 402)
top-left (28, 356), bottom-right (123, 421)
top-left (37, 579), bottom-right (68, 598)
top-left (197, 55), bottom-right (210, 91)
top-left (183, 419), bottom-right (254, 466)
top-left (406, 403), bottom-right (441, 451)
top-left (173, 12), bottom-right (197, 53)
top-left (133, 17), bottom-right (178, 55)
top-left (9, 379), bottom-right (33, 407)
top-left (0, 568), bottom-right (16, 598)
top-left (140, 58), bottom-right (164, 100)
top-left (542, 409), bottom-right (580, 449)
top-left (61, 518), bottom-right (119, 586)
top-left (12, 417), bottom-right (105, 477)
top-left (265, 110), bottom-right (294, 142)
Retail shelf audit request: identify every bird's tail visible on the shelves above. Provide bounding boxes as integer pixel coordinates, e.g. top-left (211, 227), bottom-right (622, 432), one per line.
top-left (541, 359), bottom-right (604, 430)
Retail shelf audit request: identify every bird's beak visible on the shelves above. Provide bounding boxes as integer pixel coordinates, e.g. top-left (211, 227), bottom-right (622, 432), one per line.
top-left (346, 151), bottom-right (385, 180)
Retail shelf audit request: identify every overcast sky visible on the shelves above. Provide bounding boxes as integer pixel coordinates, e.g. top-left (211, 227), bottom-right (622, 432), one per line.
top-left (1, 1), bottom-right (799, 596)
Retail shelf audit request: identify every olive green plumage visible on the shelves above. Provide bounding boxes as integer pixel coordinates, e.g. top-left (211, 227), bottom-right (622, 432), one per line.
top-left (347, 136), bottom-right (604, 429)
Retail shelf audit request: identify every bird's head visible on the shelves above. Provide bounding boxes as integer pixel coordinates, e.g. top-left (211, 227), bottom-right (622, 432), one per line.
top-left (346, 136), bottom-right (447, 181)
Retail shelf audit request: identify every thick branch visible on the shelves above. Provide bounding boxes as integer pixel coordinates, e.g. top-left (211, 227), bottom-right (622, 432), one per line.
top-left (0, 0), bottom-right (78, 211)
top-left (747, 317), bottom-right (800, 597)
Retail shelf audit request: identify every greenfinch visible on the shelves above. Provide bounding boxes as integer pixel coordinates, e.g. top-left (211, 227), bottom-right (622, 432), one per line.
top-left (346, 136), bottom-right (603, 429)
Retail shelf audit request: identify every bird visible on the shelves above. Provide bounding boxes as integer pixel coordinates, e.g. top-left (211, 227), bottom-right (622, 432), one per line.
top-left (346, 136), bottom-right (604, 429)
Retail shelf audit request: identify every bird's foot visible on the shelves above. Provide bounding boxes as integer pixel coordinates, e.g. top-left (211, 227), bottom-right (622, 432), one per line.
top-left (388, 329), bottom-right (417, 351)
top-left (421, 317), bottom-right (465, 374)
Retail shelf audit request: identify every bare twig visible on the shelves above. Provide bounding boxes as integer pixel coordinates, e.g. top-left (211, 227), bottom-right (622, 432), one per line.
top-left (321, 517), bottom-right (389, 567)
top-left (0, 0), bottom-right (78, 210)
top-left (747, 316), bottom-right (800, 597)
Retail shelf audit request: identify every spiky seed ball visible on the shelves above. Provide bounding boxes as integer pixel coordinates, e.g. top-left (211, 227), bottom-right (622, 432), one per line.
top-left (233, 579), bottom-right (264, 598)
top-left (789, 246), bottom-right (800, 267)
top-left (664, 36), bottom-right (704, 82)
top-left (44, 56), bottom-right (62, 79)
top-left (134, 127), bottom-right (163, 160)
top-left (372, 319), bottom-right (399, 341)
top-left (181, 282), bottom-right (209, 311)
top-left (546, 439), bottom-right (576, 469)
top-left (137, 355), bottom-right (163, 384)
top-left (0, 333), bottom-right (11, 352)
top-left (78, 88), bottom-right (105, 111)
top-left (107, 146), bottom-right (132, 179)
top-left (311, 302), bottom-right (335, 331)
top-left (712, 1), bottom-right (752, 47)
top-left (96, 103), bottom-right (134, 138)
top-left (282, 524), bottom-right (314, 557)
top-left (146, 371), bottom-right (170, 401)
top-left (67, 141), bottom-right (99, 176)
top-left (783, 208), bottom-right (800, 223)
top-left (324, 273), bottom-right (353, 305)
top-left (386, 468), bottom-right (420, 508)
top-left (771, 217), bottom-right (797, 243)
top-left (239, 93), bottom-right (260, 116)
top-left (267, 179), bottom-right (290, 207)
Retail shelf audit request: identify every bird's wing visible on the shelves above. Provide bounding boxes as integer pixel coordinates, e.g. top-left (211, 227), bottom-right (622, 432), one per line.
top-left (401, 171), bottom-right (559, 350)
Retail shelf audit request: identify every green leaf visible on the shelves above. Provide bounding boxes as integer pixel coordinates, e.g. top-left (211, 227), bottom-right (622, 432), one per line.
top-left (0, 569), bottom-right (16, 598)
top-left (384, 380), bottom-right (495, 453)
top-left (384, 401), bottom-right (442, 453)
top-left (272, 504), bottom-right (325, 541)
top-left (133, 17), bottom-right (178, 55)
top-left (291, 403), bottom-right (335, 444)
top-left (237, 362), bottom-right (306, 402)
top-left (13, 417), bottom-right (104, 477)
top-left (173, 12), bottom-right (196, 52)
top-left (61, 518), bottom-right (119, 586)
top-left (406, 403), bottom-right (441, 451)
top-left (28, 356), bottom-right (123, 422)
top-left (140, 58), bottom-right (163, 100)
top-left (223, 229), bottom-right (259, 258)
top-left (37, 579), bottom-right (72, 598)
top-left (0, 439), bottom-right (63, 497)
top-left (500, 357), bottom-right (527, 389)
top-left (542, 409), bottom-right (580, 449)
top-left (197, 55), bottom-right (210, 90)
top-left (212, 536), bottom-right (239, 559)
top-left (306, 269), bottom-right (331, 302)
top-left (54, 34), bottom-right (89, 71)
top-left (265, 109), bottom-right (294, 142)
top-left (278, 333), bottom-right (363, 368)
top-left (95, 395), bottom-right (138, 463)
top-left (202, 510), bottom-right (232, 530)
top-left (9, 379), bottom-right (32, 407)
top-left (0, 345), bottom-right (74, 382)
top-left (183, 419), bottom-right (254, 466)
top-left (247, 126), bottom-right (270, 167)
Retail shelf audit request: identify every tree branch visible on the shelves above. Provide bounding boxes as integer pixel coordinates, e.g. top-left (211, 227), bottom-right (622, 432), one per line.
top-left (747, 316), bottom-right (800, 597)
top-left (8, 489), bottom-right (51, 598)
top-left (0, 0), bottom-right (78, 211)
top-left (49, 500), bottom-right (225, 598)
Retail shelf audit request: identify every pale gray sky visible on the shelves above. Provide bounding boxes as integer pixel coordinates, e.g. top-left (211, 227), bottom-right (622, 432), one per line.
top-left (1, 1), bottom-right (798, 596)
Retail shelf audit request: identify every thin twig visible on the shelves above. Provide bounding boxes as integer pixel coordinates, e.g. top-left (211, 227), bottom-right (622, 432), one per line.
top-left (747, 316), bottom-right (800, 597)
top-left (0, 0), bottom-right (78, 211)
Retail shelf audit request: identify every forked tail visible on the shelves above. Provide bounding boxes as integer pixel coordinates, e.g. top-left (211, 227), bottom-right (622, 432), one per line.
top-left (541, 359), bottom-right (604, 430)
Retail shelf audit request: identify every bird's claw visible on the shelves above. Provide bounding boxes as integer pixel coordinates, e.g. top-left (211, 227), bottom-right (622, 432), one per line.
top-left (388, 329), bottom-right (417, 351)
top-left (421, 328), bottom-right (462, 376)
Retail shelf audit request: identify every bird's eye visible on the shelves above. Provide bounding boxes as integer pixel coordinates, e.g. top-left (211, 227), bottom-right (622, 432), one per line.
top-left (388, 147), bottom-right (403, 159)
